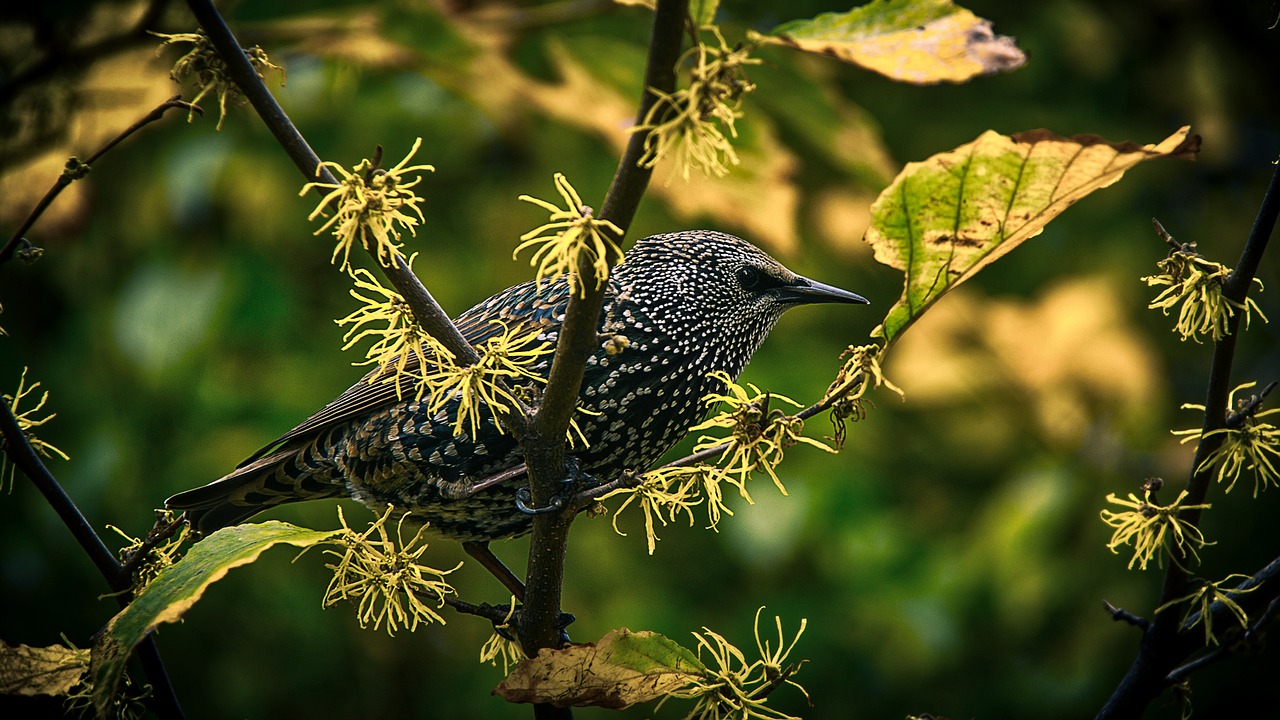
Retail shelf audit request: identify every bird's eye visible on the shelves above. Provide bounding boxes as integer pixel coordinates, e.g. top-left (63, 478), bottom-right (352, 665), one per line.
top-left (735, 266), bottom-right (762, 290)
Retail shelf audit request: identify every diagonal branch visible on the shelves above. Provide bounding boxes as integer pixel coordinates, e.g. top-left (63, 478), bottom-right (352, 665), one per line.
top-left (182, 0), bottom-right (480, 367)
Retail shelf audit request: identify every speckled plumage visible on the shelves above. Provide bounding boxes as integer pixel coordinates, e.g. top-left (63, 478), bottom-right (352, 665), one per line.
top-left (166, 231), bottom-right (866, 541)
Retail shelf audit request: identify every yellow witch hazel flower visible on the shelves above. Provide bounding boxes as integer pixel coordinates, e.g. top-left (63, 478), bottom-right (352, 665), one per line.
top-left (602, 466), bottom-right (705, 554)
top-left (824, 343), bottom-right (903, 447)
top-left (1156, 573), bottom-right (1258, 647)
top-left (675, 608), bottom-right (809, 720)
top-left (317, 506), bottom-right (460, 636)
top-left (634, 27), bottom-right (761, 182)
top-left (692, 371), bottom-right (835, 501)
top-left (1099, 481), bottom-right (1212, 571)
top-left (336, 258), bottom-right (455, 398)
top-left (302, 138), bottom-right (435, 273)
top-left (152, 30), bottom-right (284, 130)
top-left (1142, 241), bottom-right (1267, 343)
top-left (479, 597), bottom-right (524, 674)
top-left (1174, 382), bottom-right (1280, 496)
top-left (2, 368), bottom-right (70, 490)
top-left (418, 320), bottom-right (554, 439)
top-left (515, 173), bottom-right (623, 298)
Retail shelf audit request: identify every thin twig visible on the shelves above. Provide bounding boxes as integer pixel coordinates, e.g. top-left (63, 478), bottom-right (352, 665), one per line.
top-left (1102, 600), bottom-right (1150, 631)
top-left (1165, 596), bottom-right (1280, 685)
top-left (0, 96), bottom-right (197, 266)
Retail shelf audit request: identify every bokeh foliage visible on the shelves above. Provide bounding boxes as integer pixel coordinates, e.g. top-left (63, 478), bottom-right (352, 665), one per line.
top-left (2, 0), bottom-right (1279, 718)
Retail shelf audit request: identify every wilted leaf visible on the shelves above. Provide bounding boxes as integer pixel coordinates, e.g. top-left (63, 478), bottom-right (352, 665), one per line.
top-left (0, 642), bottom-right (89, 697)
top-left (495, 628), bottom-right (706, 709)
top-left (765, 0), bottom-right (1025, 84)
top-left (867, 126), bottom-right (1199, 344)
top-left (90, 522), bottom-right (336, 715)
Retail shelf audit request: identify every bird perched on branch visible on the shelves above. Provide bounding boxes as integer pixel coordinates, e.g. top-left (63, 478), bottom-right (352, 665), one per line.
top-left (166, 231), bottom-right (867, 542)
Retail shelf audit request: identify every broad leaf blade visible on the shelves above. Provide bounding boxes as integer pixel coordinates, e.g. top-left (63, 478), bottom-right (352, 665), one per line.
top-left (868, 126), bottom-right (1199, 344)
top-left (495, 628), bottom-right (706, 709)
top-left (0, 642), bottom-right (89, 696)
top-left (691, 0), bottom-right (719, 27)
top-left (89, 522), bottom-right (336, 715)
top-left (766, 0), bottom-right (1025, 84)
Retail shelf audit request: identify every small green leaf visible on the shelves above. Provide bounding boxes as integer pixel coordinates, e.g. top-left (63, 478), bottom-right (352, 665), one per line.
top-left (867, 126), bottom-right (1199, 344)
top-left (89, 522), bottom-right (336, 715)
top-left (764, 0), bottom-right (1025, 84)
top-left (0, 642), bottom-right (89, 697)
top-left (495, 628), bottom-right (707, 709)
top-left (690, 0), bottom-right (719, 27)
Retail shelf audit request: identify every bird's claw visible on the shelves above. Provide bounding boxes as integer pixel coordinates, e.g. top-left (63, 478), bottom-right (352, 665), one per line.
top-left (493, 604), bottom-right (576, 645)
top-left (514, 458), bottom-right (594, 516)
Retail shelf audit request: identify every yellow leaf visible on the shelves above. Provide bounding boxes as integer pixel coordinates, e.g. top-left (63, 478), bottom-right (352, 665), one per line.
top-left (867, 126), bottom-right (1200, 343)
top-left (764, 0), bottom-right (1026, 85)
top-left (495, 629), bottom-right (706, 709)
top-left (0, 642), bottom-right (89, 697)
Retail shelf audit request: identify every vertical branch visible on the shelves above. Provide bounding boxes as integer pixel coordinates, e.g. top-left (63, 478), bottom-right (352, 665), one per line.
top-left (1097, 161), bottom-right (1279, 720)
top-left (517, 0), bottom-right (688, 666)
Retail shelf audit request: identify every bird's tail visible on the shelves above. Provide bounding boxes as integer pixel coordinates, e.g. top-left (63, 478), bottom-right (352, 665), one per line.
top-left (166, 438), bottom-right (347, 535)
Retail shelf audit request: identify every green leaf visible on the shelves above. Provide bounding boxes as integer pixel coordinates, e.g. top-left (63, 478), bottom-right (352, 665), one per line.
top-left (89, 522), bottom-right (336, 715)
top-left (867, 126), bottom-right (1200, 344)
top-left (691, 0), bottom-right (719, 27)
top-left (0, 642), bottom-right (89, 697)
top-left (764, 0), bottom-right (1026, 84)
top-left (495, 628), bottom-right (707, 709)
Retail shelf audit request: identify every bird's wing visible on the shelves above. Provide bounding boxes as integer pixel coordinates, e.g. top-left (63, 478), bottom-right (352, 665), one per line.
top-left (240, 275), bottom-right (579, 465)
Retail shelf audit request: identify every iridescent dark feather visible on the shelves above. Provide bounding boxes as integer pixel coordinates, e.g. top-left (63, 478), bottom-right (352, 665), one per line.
top-left (166, 231), bottom-right (866, 541)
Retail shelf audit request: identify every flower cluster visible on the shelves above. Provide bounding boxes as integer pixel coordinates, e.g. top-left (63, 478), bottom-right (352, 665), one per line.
top-left (319, 506), bottom-right (459, 636)
top-left (633, 28), bottom-right (761, 181)
top-left (675, 609), bottom-right (809, 720)
top-left (303, 138), bottom-right (435, 273)
top-left (1174, 382), bottom-right (1280, 496)
top-left (1142, 244), bottom-right (1267, 343)
top-left (1099, 482), bottom-right (1211, 571)
top-left (336, 262), bottom-right (454, 397)
top-left (692, 371), bottom-right (835, 500)
top-left (2, 368), bottom-right (70, 490)
top-left (107, 511), bottom-right (190, 594)
top-left (602, 466), bottom-right (705, 554)
top-left (515, 173), bottom-right (623, 297)
top-left (823, 343), bottom-right (902, 446)
top-left (153, 30), bottom-right (283, 130)
top-left (479, 598), bottom-right (524, 675)
top-left (1157, 573), bottom-right (1258, 647)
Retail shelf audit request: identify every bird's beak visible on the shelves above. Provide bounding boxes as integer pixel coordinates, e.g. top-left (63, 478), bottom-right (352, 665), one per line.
top-left (779, 276), bottom-right (869, 306)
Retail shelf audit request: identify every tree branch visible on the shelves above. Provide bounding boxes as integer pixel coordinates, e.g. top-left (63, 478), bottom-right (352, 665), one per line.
top-left (516, 2), bottom-right (688, 718)
top-left (182, 0), bottom-right (480, 367)
top-left (1096, 160), bottom-right (1279, 720)
top-left (1, 396), bottom-right (185, 718)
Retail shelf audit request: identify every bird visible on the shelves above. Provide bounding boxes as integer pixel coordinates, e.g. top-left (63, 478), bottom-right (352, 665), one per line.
top-left (165, 230), bottom-right (867, 542)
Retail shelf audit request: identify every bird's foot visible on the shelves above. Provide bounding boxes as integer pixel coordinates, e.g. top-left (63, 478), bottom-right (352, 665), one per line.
top-left (492, 604), bottom-right (577, 646)
top-left (514, 457), bottom-right (595, 515)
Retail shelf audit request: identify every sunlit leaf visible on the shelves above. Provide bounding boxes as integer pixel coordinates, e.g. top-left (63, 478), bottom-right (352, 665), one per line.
top-left (867, 126), bottom-right (1199, 344)
top-left (0, 642), bottom-right (88, 697)
top-left (495, 629), bottom-right (705, 709)
top-left (764, 0), bottom-right (1025, 84)
top-left (691, 0), bottom-right (720, 27)
top-left (89, 522), bottom-right (336, 715)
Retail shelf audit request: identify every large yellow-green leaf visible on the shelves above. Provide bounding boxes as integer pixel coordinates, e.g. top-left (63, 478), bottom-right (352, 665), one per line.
top-left (89, 522), bottom-right (336, 715)
top-left (867, 126), bottom-right (1199, 344)
top-left (764, 0), bottom-right (1025, 84)
top-left (0, 642), bottom-right (89, 697)
top-left (495, 628), bottom-right (706, 709)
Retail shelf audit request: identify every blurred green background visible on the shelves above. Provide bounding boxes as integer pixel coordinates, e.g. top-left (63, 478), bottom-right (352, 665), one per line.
top-left (2, 0), bottom-right (1279, 718)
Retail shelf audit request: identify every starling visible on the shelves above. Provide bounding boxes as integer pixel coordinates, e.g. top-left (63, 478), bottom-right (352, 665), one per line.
top-left (166, 231), bottom-right (867, 541)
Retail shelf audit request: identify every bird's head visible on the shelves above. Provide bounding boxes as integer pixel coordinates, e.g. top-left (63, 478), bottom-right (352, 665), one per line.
top-left (612, 231), bottom-right (867, 376)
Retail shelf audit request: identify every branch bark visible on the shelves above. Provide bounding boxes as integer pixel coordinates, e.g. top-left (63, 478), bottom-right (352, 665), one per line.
top-left (1096, 160), bottom-right (1279, 720)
